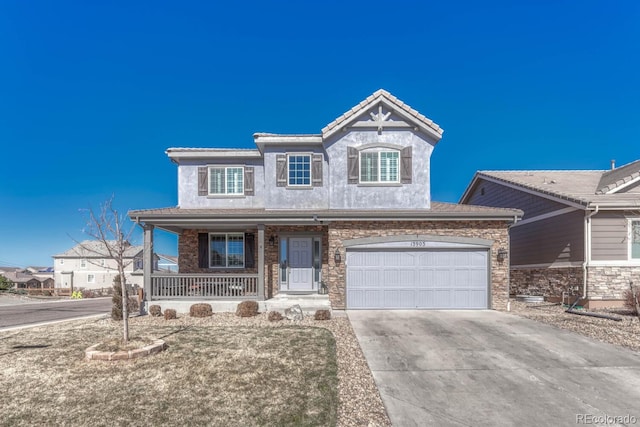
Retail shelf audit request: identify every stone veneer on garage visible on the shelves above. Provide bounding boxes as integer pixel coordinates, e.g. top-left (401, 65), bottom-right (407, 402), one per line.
top-left (178, 221), bottom-right (511, 311)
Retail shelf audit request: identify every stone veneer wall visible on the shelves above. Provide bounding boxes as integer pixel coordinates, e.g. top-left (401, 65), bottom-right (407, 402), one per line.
top-left (587, 266), bottom-right (637, 300)
top-left (327, 220), bottom-right (511, 310)
top-left (509, 267), bottom-right (584, 298)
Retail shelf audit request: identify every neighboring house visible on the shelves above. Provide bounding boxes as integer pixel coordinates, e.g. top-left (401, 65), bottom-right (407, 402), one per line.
top-left (460, 160), bottom-right (640, 308)
top-left (157, 254), bottom-right (179, 273)
top-left (0, 270), bottom-right (53, 289)
top-left (129, 89), bottom-right (522, 311)
top-left (53, 241), bottom-right (158, 290)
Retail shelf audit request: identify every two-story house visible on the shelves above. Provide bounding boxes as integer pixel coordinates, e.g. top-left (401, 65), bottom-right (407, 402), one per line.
top-left (461, 160), bottom-right (640, 308)
top-left (129, 90), bottom-right (522, 312)
top-left (53, 240), bottom-right (157, 291)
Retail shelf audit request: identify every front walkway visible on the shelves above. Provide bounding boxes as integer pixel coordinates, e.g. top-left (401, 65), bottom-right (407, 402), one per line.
top-left (349, 310), bottom-right (640, 426)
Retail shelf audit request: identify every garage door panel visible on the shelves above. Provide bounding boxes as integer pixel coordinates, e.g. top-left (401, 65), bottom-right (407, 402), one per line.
top-left (347, 248), bottom-right (488, 309)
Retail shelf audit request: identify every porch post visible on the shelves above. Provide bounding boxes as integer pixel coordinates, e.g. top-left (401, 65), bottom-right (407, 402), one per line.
top-left (143, 223), bottom-right (154, 313)
top-left (257, 224), bottom-right (265, 300)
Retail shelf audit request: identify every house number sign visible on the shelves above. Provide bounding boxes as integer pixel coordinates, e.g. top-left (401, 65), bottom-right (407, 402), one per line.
top-left (410, 241), bottom-right (429, 247)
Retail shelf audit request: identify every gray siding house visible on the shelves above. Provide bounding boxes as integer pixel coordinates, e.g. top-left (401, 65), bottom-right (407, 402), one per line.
top-left (460, 160), bottom-right (640, 307)
top-left (130, 90), bottom-right (521, 312)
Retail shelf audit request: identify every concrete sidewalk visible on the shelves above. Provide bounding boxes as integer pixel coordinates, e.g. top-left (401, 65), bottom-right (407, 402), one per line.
top-left (349, 310), bottom-right (640, 427)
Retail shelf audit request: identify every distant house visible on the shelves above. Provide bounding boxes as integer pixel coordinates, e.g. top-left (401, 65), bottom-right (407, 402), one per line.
top-left (0, 270), bottom-right (53, 289)
top-left (157, 254), bottom-right (178, 273)
top-left (53, 240), bottom-right (159, 290)
top-left (460, 159), bottom-right (640, 308)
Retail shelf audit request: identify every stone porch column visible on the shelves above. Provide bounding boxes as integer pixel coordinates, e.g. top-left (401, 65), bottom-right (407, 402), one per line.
top-left (258, 224), bottom-right (265, 300)
top-left (142, 223), bottom-right (154, 313)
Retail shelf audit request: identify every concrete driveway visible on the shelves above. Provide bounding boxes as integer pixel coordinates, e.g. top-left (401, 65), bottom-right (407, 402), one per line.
top-left (348, 310), bottom-right (640, 427)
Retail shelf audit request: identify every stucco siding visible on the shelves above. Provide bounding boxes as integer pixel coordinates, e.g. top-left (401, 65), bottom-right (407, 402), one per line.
top-left (178, 159), bottom-right (265, 209)
top-left (263, 147), bottom-right (329, 210)
top-left (466, 179), bottom-right (569, 220)
top-left (591, 212), bottom-right (629, 261)
top-left (511, 210), bottom-right (584, 265)
top-left (325, 129), bottom-right (435, 209)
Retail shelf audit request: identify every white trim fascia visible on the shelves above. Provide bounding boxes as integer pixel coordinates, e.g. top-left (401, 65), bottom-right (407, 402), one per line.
top-left (628, 217), bottom-right (640, 261)
top-left (605, 175), bottom-right (640, 194)
top-left (167, 149), bottom-right (262, 160)
top-left (587, 260), bottom-right (640, 267)
top-left (511, 262), bottom-right (583, 269)
top-left (472, 175), bottom-right (587, 209)
top-left (511, 207), bottom-right (578, 228)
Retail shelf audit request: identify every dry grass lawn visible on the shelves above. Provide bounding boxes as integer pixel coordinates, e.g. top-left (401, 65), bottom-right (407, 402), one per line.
top-left (0, 317), bottom-right (338, 426)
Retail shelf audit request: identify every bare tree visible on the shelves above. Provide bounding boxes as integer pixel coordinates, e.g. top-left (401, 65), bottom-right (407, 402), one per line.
top-left (78, 195), bottom-right (136, 342)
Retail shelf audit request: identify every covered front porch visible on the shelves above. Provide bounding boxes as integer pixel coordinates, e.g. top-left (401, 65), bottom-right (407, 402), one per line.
top-left (133, 210), bottom-right (331, 312)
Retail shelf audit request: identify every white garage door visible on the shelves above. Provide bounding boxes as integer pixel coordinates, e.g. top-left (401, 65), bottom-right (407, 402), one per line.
top-left (347, 249), bottom-right (488, 309)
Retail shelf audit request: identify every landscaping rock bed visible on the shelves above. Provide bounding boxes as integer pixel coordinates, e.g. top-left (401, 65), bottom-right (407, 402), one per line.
top-left (509, 301), bottom-right (640, 352)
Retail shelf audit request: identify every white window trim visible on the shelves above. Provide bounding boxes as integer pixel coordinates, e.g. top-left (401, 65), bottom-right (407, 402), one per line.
top-left (629, 218), bottom-right (640, 260)
top-left (80, 259), bottom-right (87, 269)
top-left (87, 274), bottom-right (95, 284)
top-left (208, 165), bottom-right (244, 196)
top-left (287, 153), bottom-right (312, 187)
top-left (209, 232), bottom-right (245, 268)
top-left (359, 148), bottom-right (400, 184)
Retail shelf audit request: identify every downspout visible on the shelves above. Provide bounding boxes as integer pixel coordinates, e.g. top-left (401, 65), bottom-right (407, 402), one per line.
top-left (506, 214), bottom-right (519, 312)
top-left (583, 205), bottom-right (599, 300)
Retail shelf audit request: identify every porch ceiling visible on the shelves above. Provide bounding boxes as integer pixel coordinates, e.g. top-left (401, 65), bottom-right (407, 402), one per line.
top-left (128, 203), bottom-right (522, 234)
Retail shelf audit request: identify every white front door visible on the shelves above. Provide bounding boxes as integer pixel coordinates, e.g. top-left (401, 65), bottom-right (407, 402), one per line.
top-left (288, 237), bottom-right (313, 290)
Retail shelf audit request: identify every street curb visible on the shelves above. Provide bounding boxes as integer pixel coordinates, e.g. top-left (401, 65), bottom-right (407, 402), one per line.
top-left (0, 313), bottom-right (109, 333)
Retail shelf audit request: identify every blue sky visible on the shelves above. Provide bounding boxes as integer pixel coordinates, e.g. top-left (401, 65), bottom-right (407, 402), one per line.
top-left (1, 0), bottom-right (639, 267)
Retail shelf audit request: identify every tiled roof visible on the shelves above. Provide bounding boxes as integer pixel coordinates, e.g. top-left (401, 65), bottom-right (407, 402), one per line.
top-left (596, 159), bottom-right (640, 194)
top-left (321, 89), bottom-right (443, 139)
top-left (53, 240), bottom-right (143, 258)
top-left (475, 167), bottom-right (640, 208)
top-left (129, 203), bottom-right (521, 220)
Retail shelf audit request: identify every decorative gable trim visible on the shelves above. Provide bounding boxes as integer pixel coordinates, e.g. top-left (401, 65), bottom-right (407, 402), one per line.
top-left (321, 89), bottom-right (443, 142)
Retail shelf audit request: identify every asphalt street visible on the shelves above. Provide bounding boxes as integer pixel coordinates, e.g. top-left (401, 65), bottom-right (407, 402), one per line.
top-left (0, 298), bottom-right (111, 330)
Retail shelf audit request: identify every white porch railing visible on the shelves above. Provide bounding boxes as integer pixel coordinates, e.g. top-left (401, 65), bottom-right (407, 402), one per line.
top-left (151, 274), bottom-right (259, 299)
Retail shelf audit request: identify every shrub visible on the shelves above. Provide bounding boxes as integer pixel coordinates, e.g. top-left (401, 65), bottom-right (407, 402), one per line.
top-left (236, 301), bottom-right (259, 317)
top-left (149, 305), bottom-right (163, 317)
top-left (314, 309), bottom-right (331, 321)
top-left (623, 288), bottom-right (640, 314)
top-left (190, 303), bottom-right (213, 318)
top-left (81, 289), bottom-right (95, 299)
top-left (111, 275), bottom-right (139, 320)
top-left (268, 311), bottom-right (283, 322)
top-left (164, 309), bottom-right (177, 320)
top-left (42, 290), bottom-right (52, 297)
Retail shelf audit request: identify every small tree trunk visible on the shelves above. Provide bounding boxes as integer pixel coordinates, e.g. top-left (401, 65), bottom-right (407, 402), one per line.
top-left (119, 266), bottom-right (129, 343)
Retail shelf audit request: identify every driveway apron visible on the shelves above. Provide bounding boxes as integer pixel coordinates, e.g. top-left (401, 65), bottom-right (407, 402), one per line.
top-left (348, 310), bottom-right (640, 427)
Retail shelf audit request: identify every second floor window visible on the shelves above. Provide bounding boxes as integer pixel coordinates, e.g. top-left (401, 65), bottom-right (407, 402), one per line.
top-left (209, 166), bottom-right (244, 195)
top-left (288, 155), bottom-right (311, 186)
top-left (80, 259), bottom-right (87, 268)
top-left (360, 150), bottom-right (399, 183)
